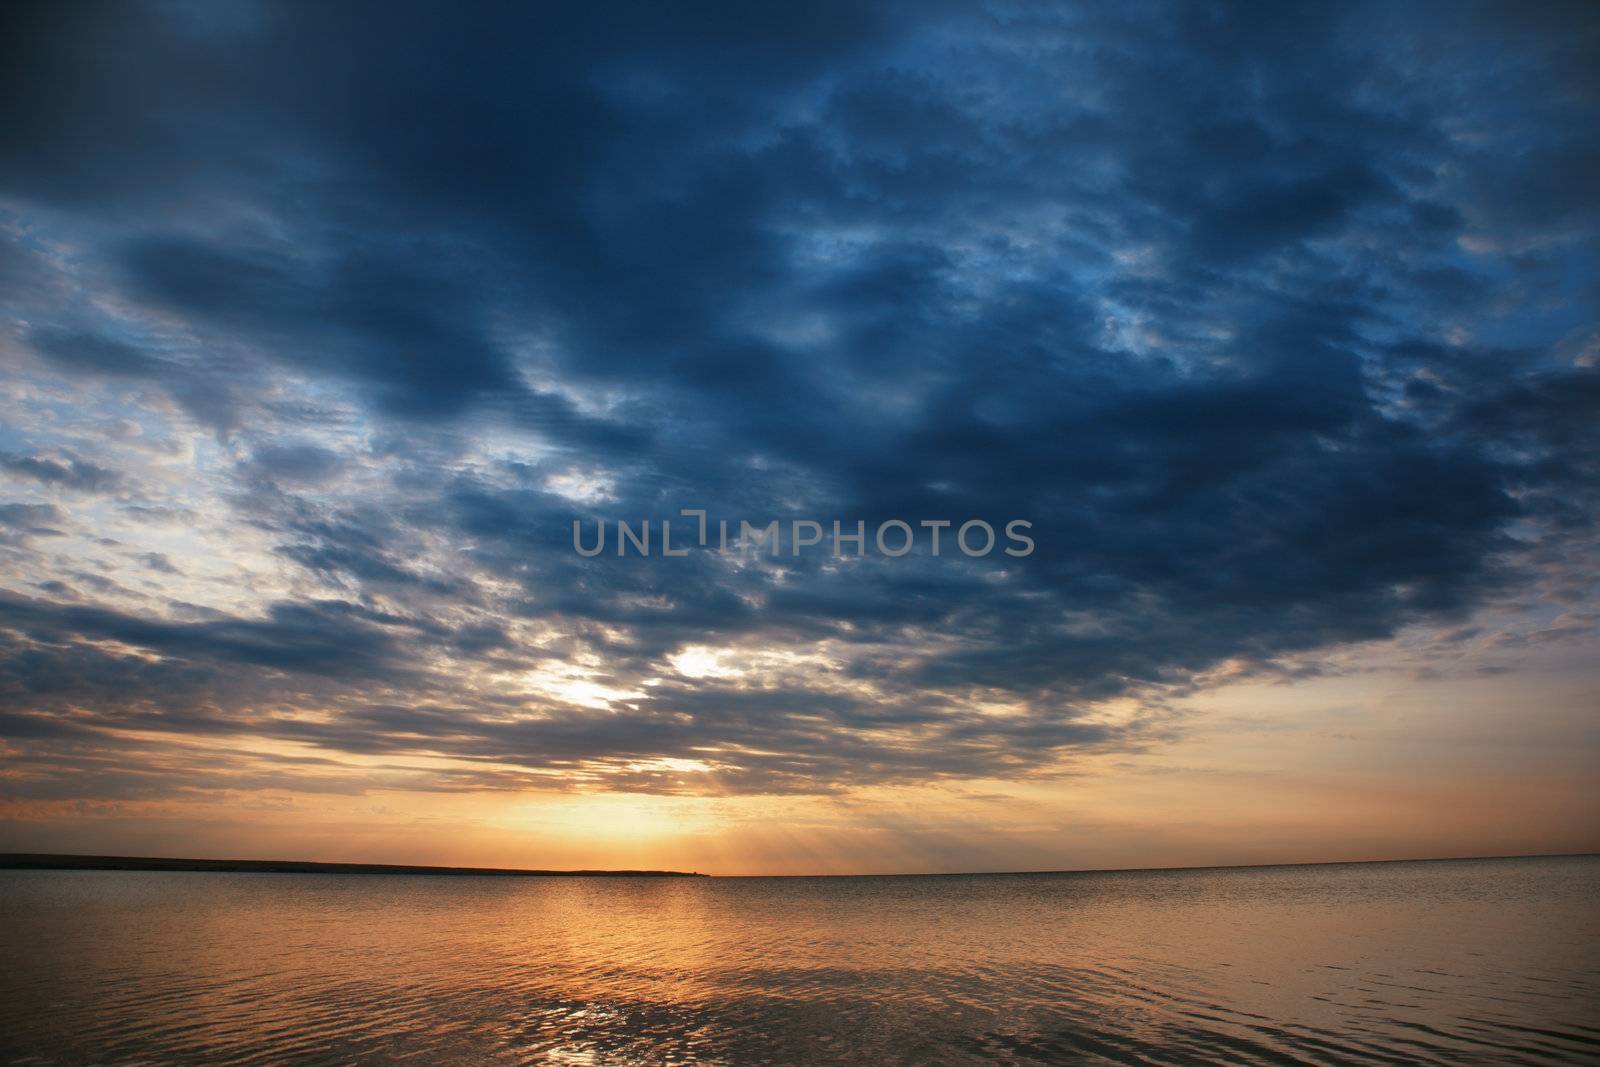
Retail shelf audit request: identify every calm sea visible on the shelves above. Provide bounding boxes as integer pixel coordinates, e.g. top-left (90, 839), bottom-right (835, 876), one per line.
top-left (1, 855), bottom-right (1596, 1064)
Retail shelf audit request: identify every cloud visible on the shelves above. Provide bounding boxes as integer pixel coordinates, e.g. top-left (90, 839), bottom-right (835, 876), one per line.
top-left (0, 503), bottom-right (68, 544)
top-left (0, 452), bottom-right (121, 493)
top-left (24, 326), bottom-right (168, 379)
top-left (244, 442), bottom-right (345, 486)
top-left (0, 0), bottom-right (1595, 802)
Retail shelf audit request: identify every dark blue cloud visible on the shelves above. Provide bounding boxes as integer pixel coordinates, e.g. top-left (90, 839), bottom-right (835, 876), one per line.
top-left (0, 0), bottom-right (1595, 796)
top-left (0, 451), bottom-right (121, 493)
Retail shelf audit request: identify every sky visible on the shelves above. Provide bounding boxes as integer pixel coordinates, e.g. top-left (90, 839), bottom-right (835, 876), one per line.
top-left (1, 0), bottom-right (1596, 875)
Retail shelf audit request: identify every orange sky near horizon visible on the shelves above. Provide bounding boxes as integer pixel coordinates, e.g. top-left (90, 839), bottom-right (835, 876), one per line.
top-left (5, 621), bottom-right (1594, 876)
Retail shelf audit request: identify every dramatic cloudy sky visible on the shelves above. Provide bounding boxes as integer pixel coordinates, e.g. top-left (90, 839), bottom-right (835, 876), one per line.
top-left (1, 0), bottom-right (1596, 873)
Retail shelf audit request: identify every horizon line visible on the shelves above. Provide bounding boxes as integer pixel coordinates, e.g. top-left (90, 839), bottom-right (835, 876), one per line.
top-left (3, 849), bottom-right (1594, 880)
top-left (0, 853), bottom-right (706, 878)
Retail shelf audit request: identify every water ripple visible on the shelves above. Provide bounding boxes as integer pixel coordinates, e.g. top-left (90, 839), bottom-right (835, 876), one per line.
top-left (1, 856), bottom-right (1596, 1064)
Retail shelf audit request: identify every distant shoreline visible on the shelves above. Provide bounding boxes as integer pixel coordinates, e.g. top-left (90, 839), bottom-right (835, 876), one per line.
top-left (0, 853), bottom-right (706, 878)
top-left (2, 851), bottom-right (1592, 880)
top-left (791, 851), bottom-right (1598, 880)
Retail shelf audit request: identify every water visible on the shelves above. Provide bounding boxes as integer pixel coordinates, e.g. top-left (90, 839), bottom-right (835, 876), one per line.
top-left (1, 856), bottom-right (1596, 1065)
